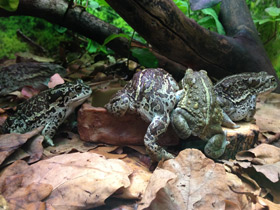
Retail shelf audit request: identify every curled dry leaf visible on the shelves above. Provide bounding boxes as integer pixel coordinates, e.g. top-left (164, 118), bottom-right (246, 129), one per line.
top-left (255, 93), bottom-right (280, 133)
top-left (0, 127), bottom-right (43, 165)
top-left (236, 144), bottom-right (280, 164)
top-left (138, 149), bottom-right (251, 210)
top-left (116, 157), bottom-right (152, 199)
top-left (43, 133), bottom-right (98, 158)
top-left (0, 152), bottom-right (133, 209)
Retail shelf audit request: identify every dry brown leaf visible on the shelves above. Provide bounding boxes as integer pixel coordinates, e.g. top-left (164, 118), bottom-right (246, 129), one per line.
top-left (255, 93), bottom-right (280, 133)
top-left (43, 133), bottom-right (98, 158)
top-left (138, 149), bottom-right (251, 210)
top-left (0, 127), bottom-right (43, 165)
top-left (236, 144), bottom-right (280, 164)
top-left (25, 135), bottom-right (44, 163)
top-left (116, 157), bottom-right (152, 199)
top-left (0, 194), bottom-right (9, 210)
top-left (1, 152), bottom-right (133, 209)
top-left (253, 162), bottom-right (280, 183)
top-left (256, 196), bottom-right (280, 210)
top-left (90, 145), bottom-right (127, 159)
top-left (6, 183), bottom-right (52, 210)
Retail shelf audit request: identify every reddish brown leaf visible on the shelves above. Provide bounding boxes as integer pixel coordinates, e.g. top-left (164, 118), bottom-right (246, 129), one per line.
top-left (138, 149), bottom-right (251, 210)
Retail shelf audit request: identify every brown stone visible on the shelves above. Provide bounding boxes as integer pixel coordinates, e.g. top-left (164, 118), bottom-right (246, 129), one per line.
top-left (77, 104), bottom-right (180, 146)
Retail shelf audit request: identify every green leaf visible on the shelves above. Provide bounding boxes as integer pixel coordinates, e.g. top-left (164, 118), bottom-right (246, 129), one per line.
top-left (131, 48), bottom-right (158, 68)
top-left (173, 0), bottom-right (189, 14)
top-left (257, 18), bottom-right (273, 25)
top-left (88, 1), bottom-right (99, 9)
top-left (86, 40), bottom-right (98, 53)
top-left (0, 0), bottom-right (19, 11)
top-left (202, 8), bottom-right (225, 35)
top-left (265, 7), bottom-right (280, 17)
top-left (102, 33), bottom-right (131, 46)
top-left (54, 25), bottom-right (67, 33)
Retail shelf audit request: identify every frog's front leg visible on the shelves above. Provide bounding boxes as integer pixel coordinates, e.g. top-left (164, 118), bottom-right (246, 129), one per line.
top-left (42, 113), bottom-right (65, 146)
top-left (245, 95), bottom-right (257, 122)
top-left (204, 131), bottom-right (229, 159)
top-left (221, 110), bottom-right (240, 129)
top-left (105, 92), bottom-right (130, 117)
top-left (171, 108), bottom-right (192, 139)
top-left (144, 114), bottom-right (174, 161)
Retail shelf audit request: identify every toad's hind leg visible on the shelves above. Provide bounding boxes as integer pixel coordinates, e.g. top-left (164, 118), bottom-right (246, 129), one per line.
top-left (204, 131), bottom-right (229, 159)
top-left (144, 114), bottom-right (174, 161)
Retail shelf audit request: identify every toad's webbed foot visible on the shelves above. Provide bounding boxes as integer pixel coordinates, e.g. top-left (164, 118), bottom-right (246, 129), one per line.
top-left (204, 131), bottom-right (229, 159)
top-left (144, 115), bottom-right (174, 161)
top-left (221, 111), bottom-right (240, 129)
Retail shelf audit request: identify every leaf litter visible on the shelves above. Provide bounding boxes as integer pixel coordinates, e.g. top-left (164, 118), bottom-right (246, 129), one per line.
top-left (0, 56), bottom-right (280, 209)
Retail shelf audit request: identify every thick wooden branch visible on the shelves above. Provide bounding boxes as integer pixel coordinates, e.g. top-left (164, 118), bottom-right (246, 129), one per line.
top-left (0, 0), bottom-right (186, 79)
top-left (105, 0), bottom-right (280, 92)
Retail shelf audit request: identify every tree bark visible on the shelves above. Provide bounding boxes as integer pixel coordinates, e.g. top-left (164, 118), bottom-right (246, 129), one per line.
top-left (0, 0), bottom-right (279, 91)
top-left (0, 0), bottom-right (186, 78)
top-left (105, 0), bottom-right (280, 92)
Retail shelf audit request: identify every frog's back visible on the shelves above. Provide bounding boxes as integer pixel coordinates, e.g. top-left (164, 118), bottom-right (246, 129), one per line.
top-left (127, 68), bottom-right (179, 120)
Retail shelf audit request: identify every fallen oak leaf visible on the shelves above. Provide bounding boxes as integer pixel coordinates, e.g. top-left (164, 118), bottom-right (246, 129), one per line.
top-left (0, 127), bottom-right (43, 165)
top-left (43, 133), bottom-right (98, 158)
top-left (236, 144), bottom-right (280, 164)
top-left (138, 149), bottom-right (251, 210)
top-left (2, 152), bottom-right (133, 209)
top-left (6, 183), bottom-right (52, 210)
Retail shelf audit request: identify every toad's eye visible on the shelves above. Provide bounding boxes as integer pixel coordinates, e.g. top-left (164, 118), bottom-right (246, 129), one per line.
top-left (75, 86), bottom-right (82, 92)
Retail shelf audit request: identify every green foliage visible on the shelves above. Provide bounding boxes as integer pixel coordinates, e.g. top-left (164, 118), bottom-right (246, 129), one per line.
top-left (0, 0), bottom-right (19, 11)
top-left (247, 0), bottom-right (280, 77)
top-left (0, 16), bottom-right (73, 59)
top-left (131, 48), bottom-right (158, 68)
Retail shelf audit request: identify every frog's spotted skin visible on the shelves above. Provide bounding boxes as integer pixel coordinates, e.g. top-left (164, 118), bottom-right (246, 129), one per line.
top-left (2, 80), bottom-right (92, 145)
top-left (171, 68), bottom-right (228, 159)
top-left (105, 68), bottom-right (180, 161)
top-left (214, 72), bottom-right (278, 128)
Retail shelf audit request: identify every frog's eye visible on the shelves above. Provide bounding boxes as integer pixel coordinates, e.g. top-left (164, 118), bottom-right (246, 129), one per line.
top-left (75, 86), bottom-right (82, 92)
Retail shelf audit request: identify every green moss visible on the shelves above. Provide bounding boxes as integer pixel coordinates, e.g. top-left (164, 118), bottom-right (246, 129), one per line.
top-left (0, 16), bottom-right (73, 59)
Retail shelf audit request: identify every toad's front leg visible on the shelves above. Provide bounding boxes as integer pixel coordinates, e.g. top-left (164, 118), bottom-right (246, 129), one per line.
top-left (144, 114), bottom-right (174, 161)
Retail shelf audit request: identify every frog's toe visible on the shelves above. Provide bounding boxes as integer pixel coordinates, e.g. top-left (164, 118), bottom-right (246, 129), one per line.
top-left (44, 136), bottom-right (54, 146)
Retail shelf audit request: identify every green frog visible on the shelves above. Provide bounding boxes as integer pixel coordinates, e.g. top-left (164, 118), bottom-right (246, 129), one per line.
top-left (2, 80), bottom-right (92, 146)
top-left (105, 68), bottom-right (180, 161)
top-left (171, 68), bottom-right (228, 159)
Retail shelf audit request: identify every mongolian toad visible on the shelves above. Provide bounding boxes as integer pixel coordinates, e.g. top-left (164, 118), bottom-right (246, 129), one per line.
top-left (171, 68), bottom-right (228, 159)
top-left (214, 72), bottom-right (277, 128)
top-left (105, 68), bottom-right (180, 161)
top-left (2, 80), bottom-right (92, 146)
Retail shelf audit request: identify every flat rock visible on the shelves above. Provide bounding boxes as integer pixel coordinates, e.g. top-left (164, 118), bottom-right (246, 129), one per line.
top-left (77, 104), bottom-right (180, 146)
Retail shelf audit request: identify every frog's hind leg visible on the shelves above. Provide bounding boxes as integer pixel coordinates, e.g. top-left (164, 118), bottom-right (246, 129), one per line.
top-left (204, 131), bottom-right (229, 159)
top-left (144, 114), bottom-right (174, 161)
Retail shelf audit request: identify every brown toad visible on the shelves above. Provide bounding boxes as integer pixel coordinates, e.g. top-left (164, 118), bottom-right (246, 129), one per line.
top-left (214, 72), bottom-right (278, 128)
top-left (171, 68), bottom-right (228, 159)
top-left (105, 68), bottom-right (180, 161)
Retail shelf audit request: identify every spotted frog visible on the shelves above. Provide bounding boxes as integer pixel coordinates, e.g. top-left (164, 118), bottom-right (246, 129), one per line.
top-left (105, 68), bottom-right (180, 161)
top-left (2, 80), bottom-right (92, 145)
top-left (171, 68), bottom-right (228, 159)
top-left (214, 72), bottom-right (277, 128)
